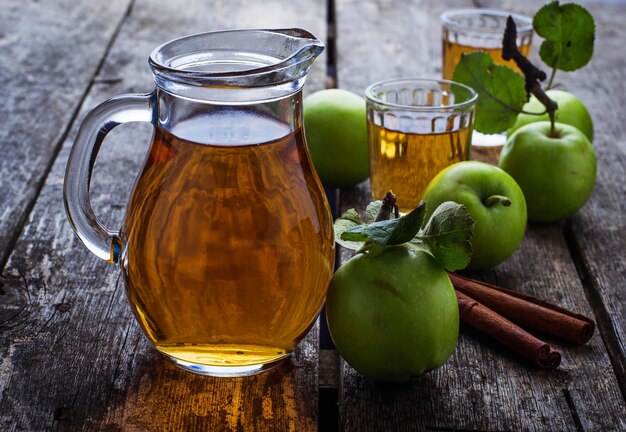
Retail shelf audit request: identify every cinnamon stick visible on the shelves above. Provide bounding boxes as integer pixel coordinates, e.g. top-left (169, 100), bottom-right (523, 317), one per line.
top-left (456, 291), bottom-right (562, 370)
top-left (450, 273), bottom-right (595, 345)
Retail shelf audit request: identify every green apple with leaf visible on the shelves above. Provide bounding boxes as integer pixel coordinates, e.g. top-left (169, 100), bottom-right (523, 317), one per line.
top-left (422, 162), bottom-right (527, 270)
top-left (327, 245), bottom-right (459, 382)
top-left (453, 1), bottom-right (597, 222)
top-left (326, 198), bottom-right (473, 382)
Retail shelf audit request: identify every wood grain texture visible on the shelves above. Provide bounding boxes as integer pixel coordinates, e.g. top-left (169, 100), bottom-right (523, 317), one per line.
top-left (335, 0), bottom-right (626, 430)
top-left (0, 0), bottom-right (326, 430)
top-left (562, 1), bottom-right (626, 397)
top-left (0, 0), bottom-right (133, 267)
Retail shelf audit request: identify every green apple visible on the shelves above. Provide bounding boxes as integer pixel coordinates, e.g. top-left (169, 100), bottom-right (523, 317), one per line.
top-left (422, 161), bottom-right (527, 270)
top-left (508, 90), bottom-right (594, 142)
top-left (326, 245), bottom-right (458, 382)
top-left (499, 121), bottom-right (597, 223)
top-left (303, 89), bottom-right (369, 188)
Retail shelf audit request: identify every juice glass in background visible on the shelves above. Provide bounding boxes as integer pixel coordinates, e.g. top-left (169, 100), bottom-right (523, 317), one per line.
top-left (365, 78), bottom-right (477, 213)
top-left (441, 9), bottom-right (533, 164)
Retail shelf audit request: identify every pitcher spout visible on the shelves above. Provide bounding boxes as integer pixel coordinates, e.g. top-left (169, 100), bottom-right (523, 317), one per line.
top-left (268, 28), bottom-right (325, 82)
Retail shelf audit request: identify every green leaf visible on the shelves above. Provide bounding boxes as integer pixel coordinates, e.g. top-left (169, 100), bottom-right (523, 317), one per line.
top-left (452, 52), bottom-right (527, 134)
top-left (364, 200), bottom-right (384, 224)
top-left (414, 201), bottom-right (474, 271)
top-left (341, 202), bottom-right (425, 247)
top-left (534, 1), bottom-right (595, 72)
top-left (341, 222), bottom-right (395, 244)
top-left (334, 208), bottom-right (365, 250)
top-left (387, 201), bottom-right (426, 245)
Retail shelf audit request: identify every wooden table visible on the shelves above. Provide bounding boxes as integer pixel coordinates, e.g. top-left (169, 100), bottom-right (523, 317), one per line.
top-left (1, 0), bottom-right (625, 430)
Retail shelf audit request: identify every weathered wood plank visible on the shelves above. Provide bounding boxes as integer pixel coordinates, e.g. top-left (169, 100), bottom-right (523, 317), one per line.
top-left (561, 2), bottom-right (626, 398)
top-left (0, 0), bottom-right (327, 430)
top-left (0, 0), bottom-right (133, 267)
top-left (335, 0), bottom-right (626, 430)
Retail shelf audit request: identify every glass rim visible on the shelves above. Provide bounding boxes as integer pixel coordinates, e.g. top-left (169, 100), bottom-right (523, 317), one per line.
top-left (364, 78), bottom-right (478, 112)
top-left (440, 8), bottom-right (534, 34)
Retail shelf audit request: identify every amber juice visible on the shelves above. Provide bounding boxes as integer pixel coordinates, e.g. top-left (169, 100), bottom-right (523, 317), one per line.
top-left (442, 41), bottom-right (532, 80)
top-left (369, 121), bottom-right (471, 213)
top-left (120, 115), bottom-right (334, 368)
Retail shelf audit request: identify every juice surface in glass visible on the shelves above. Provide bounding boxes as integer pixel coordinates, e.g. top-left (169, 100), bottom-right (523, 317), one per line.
top-left (442, 41), bottom-right (532, 80)
top-left (120, 112), bottom-right (334, 368)
top-left (368, 121), bottom-right (472, 213)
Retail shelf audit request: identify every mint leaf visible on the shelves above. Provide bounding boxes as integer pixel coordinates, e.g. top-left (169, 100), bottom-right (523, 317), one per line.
top-left (452, 52), bottom-right (527, 134)
top-left (334, 208), bottom-right (365, 250)
top-left (341, 202), bottom-right (425, 247)
top-left (534, 1), bottom-right (595, 72)
top-left (414, 201), bottom-right (474, 271)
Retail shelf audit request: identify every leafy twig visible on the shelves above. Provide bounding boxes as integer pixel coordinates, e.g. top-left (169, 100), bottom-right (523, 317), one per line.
top-left (452, 2), bottom-right (595, 136)
top-left (502, 16), bottom-right (558, 136)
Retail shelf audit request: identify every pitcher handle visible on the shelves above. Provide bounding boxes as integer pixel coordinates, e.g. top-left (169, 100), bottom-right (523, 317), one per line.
top-left (64, 92), bottom-right (156, 264)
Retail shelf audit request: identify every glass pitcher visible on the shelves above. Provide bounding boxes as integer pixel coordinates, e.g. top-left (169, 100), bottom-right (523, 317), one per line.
top-left (64, 29), bottom-right (334, 377)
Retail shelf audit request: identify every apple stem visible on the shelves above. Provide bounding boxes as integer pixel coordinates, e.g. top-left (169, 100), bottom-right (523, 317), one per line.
top-left (549, 110), bottom-right (557, 137)
top-left (484, 195), bottom-right (512, 208)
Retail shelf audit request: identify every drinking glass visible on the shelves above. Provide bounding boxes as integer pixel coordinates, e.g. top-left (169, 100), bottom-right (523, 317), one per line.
top-left (365, 78), bottom-right (477, 213)
top-left (441, 9), bottom-right (533, 164)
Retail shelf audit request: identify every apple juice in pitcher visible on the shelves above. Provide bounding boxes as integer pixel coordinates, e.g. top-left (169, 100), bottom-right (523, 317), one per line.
top-left (64, 29), bottom-right (334, 376)
top-left (120, 110), bottom-right (334, 367)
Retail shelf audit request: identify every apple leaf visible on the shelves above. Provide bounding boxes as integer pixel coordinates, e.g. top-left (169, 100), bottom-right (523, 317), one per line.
top-left (364, 200), bottom-right (384, 224)
top-left (333, 200), bottom-right (474, 271)
top-left (388, 202), bottom-right (426, 245)
top-left (534, 1), bottom-right (595, 72)
top-left (340, 222), bottom-right (394, 245)
top-left (452, 52), bottom-right (527, 134)
top-left (413, 201), bottom-right (474, 271)
top-left (341, 202), bottom-right (426, 248)
top-left (334, 208), bottom-right (365, 250)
